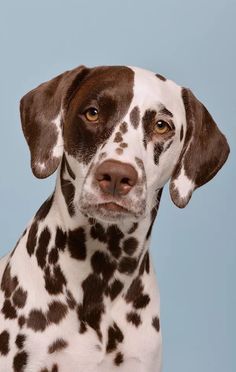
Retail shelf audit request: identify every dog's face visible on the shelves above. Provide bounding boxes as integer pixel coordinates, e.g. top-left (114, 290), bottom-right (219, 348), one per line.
top-left (20, 65), bottom-right (229, 224)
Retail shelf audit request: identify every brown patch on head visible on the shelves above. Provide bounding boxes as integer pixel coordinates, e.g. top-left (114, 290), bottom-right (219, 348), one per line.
top-left (48, 338), bottom-right (68, 354)
top-left (155, 73), bottom-right (166, 81)
top-left (0, 330), bottom-right (10, 355)
top-left (130, 106), bottom-right (140, 129)
top-left (64, 66), bottom-right (134, 165)
top-left (159, 105), bottom-right (173, 117)
top-left (142, 109), bottom-right (156, 148)
top-left (153, 143), bottom-right (164, 165)
top-left (67, 227), bottom-right (87, 260)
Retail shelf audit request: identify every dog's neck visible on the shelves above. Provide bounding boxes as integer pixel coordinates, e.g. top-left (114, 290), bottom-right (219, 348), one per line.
top-left (18, 167), bottom-right (162, 295)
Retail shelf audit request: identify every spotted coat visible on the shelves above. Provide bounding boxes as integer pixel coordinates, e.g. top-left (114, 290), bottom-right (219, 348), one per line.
top-left (0, 66), bottom-right (229, 372)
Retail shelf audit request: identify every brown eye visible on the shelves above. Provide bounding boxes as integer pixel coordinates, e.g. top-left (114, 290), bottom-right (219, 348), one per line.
top-left (155, 120), bottom-right (171, 134)
top-left (84, 107), bottom-right (99, 122)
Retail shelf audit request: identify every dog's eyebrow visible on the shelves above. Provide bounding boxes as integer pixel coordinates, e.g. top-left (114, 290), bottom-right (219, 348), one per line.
top-left (159, 105), bottom-right (173, 118)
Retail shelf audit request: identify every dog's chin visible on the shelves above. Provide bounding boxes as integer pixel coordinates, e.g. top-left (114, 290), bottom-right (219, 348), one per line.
top-left (79, 201), bottom-right (145, 224)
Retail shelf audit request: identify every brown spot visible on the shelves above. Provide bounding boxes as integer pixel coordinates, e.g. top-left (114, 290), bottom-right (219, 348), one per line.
top-left (90, 223), bottom-right (107, 243)
top-left (123, 237), bottom-right (138, 256)
top-left (116, 148), bottom-right (123, 155)
top-left (128, 223), bottom-right (138, 234)
top-left (114, 351), bottom-right (124, 366)
top-left (18, 316), bottom-right (26, 328)
top-left (35, 195), bottom-right (54, 221)
top-left (126, 311), bottom-right (141, 327)
top-left (48, 338), bottom-right (68, 354)
top-left (139, 251), bottom-right (150, 275)
top-left (13, 351), bottom-right (28, 372)
top-left (12, 287), bottom-right (27, 308)
top-left (125, 277), bottom-right (150, 309)
top-left (120, 142), bottom-right (128, 148)
top-left (60, 155), bottom-right (75, 217)
top-left (55, 227), bottom-right (67, 251)
top-left (114, 132), bottom-right (123, 143)
top-left (0, 330), bottom-right (10, 355)
top-left (118, 257), bottom-right (138, 275)
top-left (130, 106), bottom-right (140, 129)
top-left (48, 248), bottom-right (59, 264)
top-left (47, 301), bottom-right (68, 324)
top-left (107, 225), bottom-right (124, 258)
top-left (91, 251), bottom-right (116, 281)
top-left (15, 334), bottom-right (26, 349)
top-left (27, 309), bottom-right (47, 332)
top-left (26, 221), bottom-right (38, 256)
top-left (1, 263), bottom-right (19, 298)
top-left (106, 322), bottom-right (124, 353)
top-left (180, 124), bottom-right (184, 141)
top-left (156, 73), bottom-right (166, 81)
top-left (44, 264), bottom-right (67, 295)
top-left (152, 316), bottom-right (160, 332)
top-left (154, 143), bottom-right (164, 165)
top-left (67, 227), bottom-right (87, 260)
top-left (2, 299), bottom-right (17, 319)
top-left (36, 227), bottom-right (51, 269)
top-left (66, 290), bottom-right (76, 310)
top-left (120, 121), bottom-right (128, 134)
top-left (108, 279), bottom-right (124, 301)
top-left (52, 365), bottom-right (59, 372)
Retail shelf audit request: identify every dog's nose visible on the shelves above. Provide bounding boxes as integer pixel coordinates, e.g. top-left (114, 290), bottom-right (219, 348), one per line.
top-left (95, 160), bottom-right (138, 196)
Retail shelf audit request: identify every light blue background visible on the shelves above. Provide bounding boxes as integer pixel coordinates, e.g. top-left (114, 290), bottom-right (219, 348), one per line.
top-left (0, 1), bottom-right (235, 371)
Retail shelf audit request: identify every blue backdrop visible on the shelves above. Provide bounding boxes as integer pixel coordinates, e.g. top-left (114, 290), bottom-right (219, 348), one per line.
top-left (0, 1), bottom-right (235, 371)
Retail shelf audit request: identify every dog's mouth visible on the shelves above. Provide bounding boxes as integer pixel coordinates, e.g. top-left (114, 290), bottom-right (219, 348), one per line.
top-left (78, 194), bottom-right (146, 223)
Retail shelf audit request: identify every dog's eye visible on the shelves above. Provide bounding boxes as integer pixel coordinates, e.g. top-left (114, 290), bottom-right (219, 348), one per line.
top-left (84, 108), bottom-right (99, 122)
top-left (155, 120), bottom-right (171, 134)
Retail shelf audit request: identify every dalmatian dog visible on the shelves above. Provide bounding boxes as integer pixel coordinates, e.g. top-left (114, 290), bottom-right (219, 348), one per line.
top-left (0, 65), bottom-right (229, 372)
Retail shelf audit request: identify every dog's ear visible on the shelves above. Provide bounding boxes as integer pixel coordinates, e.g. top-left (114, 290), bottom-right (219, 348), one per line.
top-left (20, 65), bottom-right (90, 178)
top-left (169, 88), bottom-right (230, 208)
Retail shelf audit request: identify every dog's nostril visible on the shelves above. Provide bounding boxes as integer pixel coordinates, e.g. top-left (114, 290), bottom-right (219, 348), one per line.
top-left (97, 173), bottom-right (111, 182)
top-left (121, 177), bottom-right (131, 185)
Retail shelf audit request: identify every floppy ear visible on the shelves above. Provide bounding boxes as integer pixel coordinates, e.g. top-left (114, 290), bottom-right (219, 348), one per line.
top-left (20, 65), bottom-right (90, 178)
top-left (170, 88), bottom-right (230, 208)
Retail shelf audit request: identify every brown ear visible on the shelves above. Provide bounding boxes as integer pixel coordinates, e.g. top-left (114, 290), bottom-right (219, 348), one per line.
top-left (170, 88), bottom-right (230, 208)
top-left (20, 65), bottom-right (90, 178)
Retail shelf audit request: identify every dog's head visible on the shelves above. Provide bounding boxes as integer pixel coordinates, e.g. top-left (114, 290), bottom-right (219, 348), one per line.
top-left (20, 65), bottom-right (230, 223)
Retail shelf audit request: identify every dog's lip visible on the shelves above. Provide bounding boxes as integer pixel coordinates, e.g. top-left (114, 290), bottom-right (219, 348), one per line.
top-left (97, 202), bottom-right (130, 213)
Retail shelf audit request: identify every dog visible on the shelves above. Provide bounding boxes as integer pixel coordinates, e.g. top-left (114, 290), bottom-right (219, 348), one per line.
top-left (0, 65), bottom-right (229, 372)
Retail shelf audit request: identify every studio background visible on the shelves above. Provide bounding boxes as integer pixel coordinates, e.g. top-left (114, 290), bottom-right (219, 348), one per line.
top-left (0, 1), bottom-right (235, 371)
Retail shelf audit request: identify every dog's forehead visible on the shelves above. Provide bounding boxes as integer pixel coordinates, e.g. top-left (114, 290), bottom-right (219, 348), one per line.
top-left (129, 66), bottom-right (184, 116)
